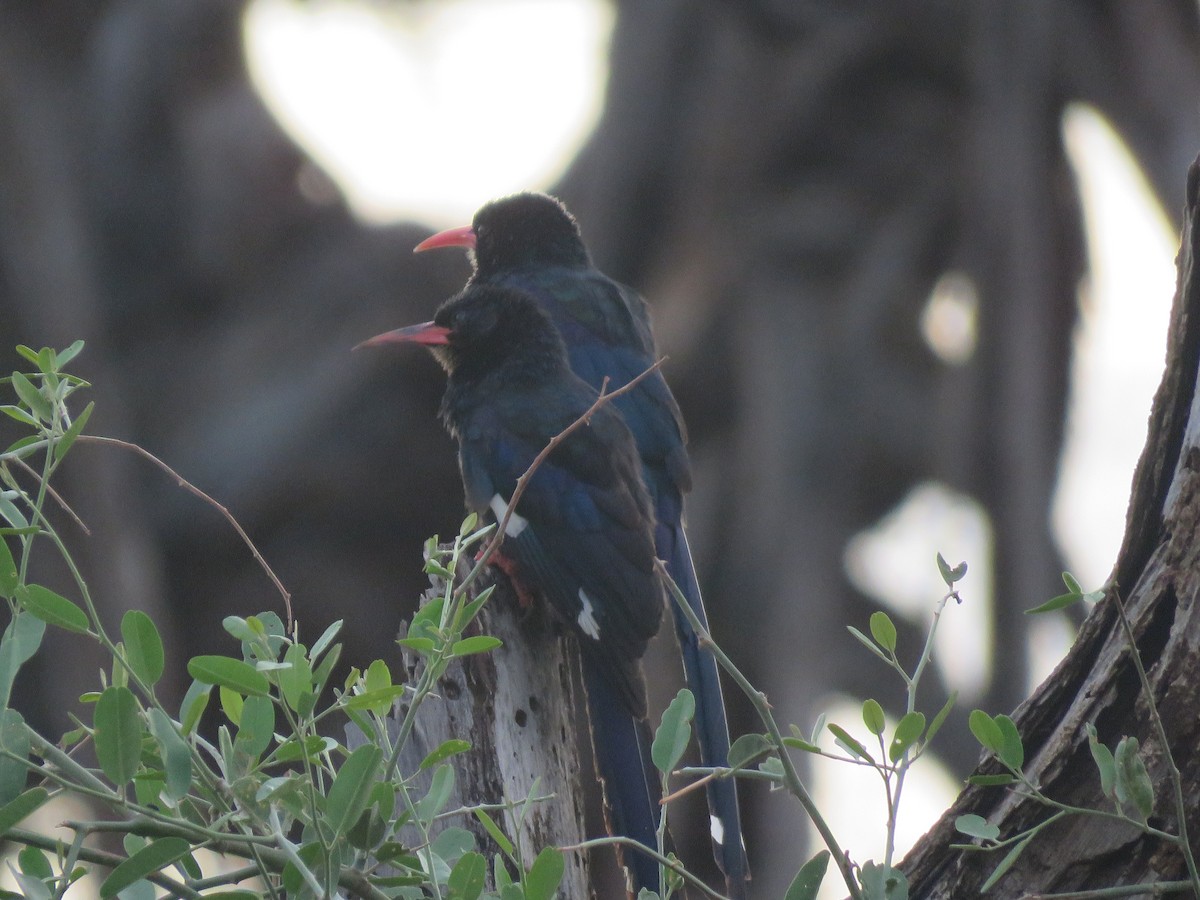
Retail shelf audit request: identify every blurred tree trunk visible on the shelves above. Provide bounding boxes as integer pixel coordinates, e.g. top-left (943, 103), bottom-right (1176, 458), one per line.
top-left (0, 0), bottom-right (466, 731)
top-left (903, 153), bottom-right (1200, 897)
top-left (557, 1), bottom-right (1200, 891)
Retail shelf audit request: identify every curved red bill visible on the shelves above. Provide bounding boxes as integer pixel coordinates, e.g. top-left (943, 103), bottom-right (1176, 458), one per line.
top-left (413, 224), bottom-right (476, 253)
top-left (355, 321), bottom-right (451, 350)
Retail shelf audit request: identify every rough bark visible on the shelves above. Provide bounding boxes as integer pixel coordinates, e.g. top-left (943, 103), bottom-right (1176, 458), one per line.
top-left (902, 156), bottom-right (1200, 898)
top-left (352, 566), bottom-right (592, 896)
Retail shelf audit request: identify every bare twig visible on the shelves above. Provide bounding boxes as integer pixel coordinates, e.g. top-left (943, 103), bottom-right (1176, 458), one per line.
top-left (76, 435), bottom-right (293, 628)
top-left (10, 455), bottom-right (90, 534)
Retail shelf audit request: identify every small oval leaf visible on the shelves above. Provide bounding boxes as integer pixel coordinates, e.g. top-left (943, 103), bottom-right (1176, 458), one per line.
top-left (868, 612), bottom-right (897, 652)
top-left (94, 686), bottom-right (142, 787)
top-left (862, 699), bottom-right (886, 736)
top-left (651, 688), bottom-right (695, 774)
top-left (187, 656), bottom-right (269, 697)
top-left (17, 585), bottom-right (89, 634)
top-left (100, 837), bottom-right (191, 898)
top-left (121, 610), bottom-right (164, 688)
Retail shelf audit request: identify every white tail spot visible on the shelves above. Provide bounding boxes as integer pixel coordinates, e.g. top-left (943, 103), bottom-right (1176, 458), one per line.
top-left (710, 814), bottom-right (725, 845)
top-left (489, 494), bottom-right (528, 537)
top-left (577, 589), bottom-right (601, 639)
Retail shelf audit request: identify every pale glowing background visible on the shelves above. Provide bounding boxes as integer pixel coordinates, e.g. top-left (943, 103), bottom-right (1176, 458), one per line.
top-left (243, 0), bottom-right (1177, 893)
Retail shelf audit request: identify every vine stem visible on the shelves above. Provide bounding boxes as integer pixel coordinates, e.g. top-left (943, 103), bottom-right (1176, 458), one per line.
top-left (657, 561), bottom-right (864, 900)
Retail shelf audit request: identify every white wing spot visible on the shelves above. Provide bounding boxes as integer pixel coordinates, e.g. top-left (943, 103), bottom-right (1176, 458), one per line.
top-left (577, 589), bottom-right (601, 640)
top-left (710, 815), bottom-right (725, 846)
top-left (489, 494), bottom-right (528, 537)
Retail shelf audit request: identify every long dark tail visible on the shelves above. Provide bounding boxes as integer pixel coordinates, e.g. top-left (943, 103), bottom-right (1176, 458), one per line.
top-left (660, 521), bottom-right (751, 899)
top-left (581, 655), bottom-right (663, 897)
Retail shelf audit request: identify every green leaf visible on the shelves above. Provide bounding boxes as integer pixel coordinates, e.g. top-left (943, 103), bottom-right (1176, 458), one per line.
top-left (448, 851), bottom-right (487, 900)
top-left (994, 715), bottom-right (1024, 770)
top-left (968, 710), bottom-right (1004, 754)
top-left (54, 401), bottom-right (93, 464)
top-left (56, 341), bottom-right (84, 368)
top-left (0, 711), bottom-right (30, 804)
top-left (13, 347), bottom-right (39, 367)
top-left (0, 538), bottom-right (17, 599)
top-left (121, 610), bottom-right (164, 689)
top-left (524, 847), bottom-right (565, 900)
top-left (1086, 723), bottom-right (1115, 798)
top-left (784, 850), bottom-right (829, 900)
top-left (0, 613), bottom-right (45, 709)
top-left (889, 711), bottom-right (926, 762)
top-left (179, 681), bottom-right (211, 736)
top-left (18, 846), bottom-right (51, 880)
top-left (420, 739), bottom-right (472, 771)
top-left (310, 620), bottom-right (342, 662)
top-left (0, 405), bottom-right (39, 428)
top-left (234, 695), bottom-right (274, 760)
top-left (432, 826), bottom-right (475, 864)
top-left (11, 373), bottom-right (51, 423)
top-left (474, 808), bottom-right (515, 856)
top-left (100, 837), bottom-right (191, 898)
top-left (924, 690), bottom-right (957, 747)
top-left (1061, 571), bottom-right (1082, 594)
top-left (868, 612), bottom-right (897, 653)
top-left (187, 656), bottom-right (269, 697)
top-left (278, 643), bottom-right (313, 714)
top-left (651, 688), bottom-right (695, 773)
top-left (9, 869), bottom-right (51, 900)
top-left (0, 787), bottom-right (48, 836)
top-left (396, 636), bottom-right (436, 655)
top-left (727, 733), bottom-right (773, 770)
top-left (146, 709), bottom-right (192, 803)
top-left (35, 348), bottom-right (56, 377)
top-left (980, 834), bottom-right (1033, 892)
top-left (1114, 736), bottom-right (1154, 822)
top-left (219, 686), bottom-right (243, 726)
top-left (364, 659), bottom-right (391, 693)
top-left (272, 735), bottom-right (337, 764)
top-left (936, 552), bottom-right (967, 587)
top-left (344, 685), bottom-right (407, 712)
top-left (828, 723), bottom-right (871, 762)
top-left (415, 763), bottom-right (455, 824)
top-left (862, 699), bottom-right (886, 736)
top-left (966, 774), bottom-right (1018, 787)
top-left (94, 686), bottom-right (142, 787)
top-left (1025, 591), bottom-right (1082, 615)
top-left (17, 584), bottom-right (89, 634)
top-left (859, 861), bottom-right (908, 900)
top-left (953, 813), bottom-right (999, 841)
top-left (451, 635), bottom-right (502, 656)
top-left (325, 744), bottom-right (383, 837)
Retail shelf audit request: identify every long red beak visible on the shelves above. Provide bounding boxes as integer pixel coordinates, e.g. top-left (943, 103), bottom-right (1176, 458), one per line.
top-left (413, 224), bottom-right (476, 253)
top-left (355, 321), bottom-right (451, 350)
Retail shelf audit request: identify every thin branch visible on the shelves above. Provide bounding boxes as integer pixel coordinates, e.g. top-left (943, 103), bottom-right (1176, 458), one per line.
top-left (76, 434), bottom-right (292, 629)
top-left (560, 835), bottom-right (730, 900)
top-left (9, 456), bottom-right (89, 534)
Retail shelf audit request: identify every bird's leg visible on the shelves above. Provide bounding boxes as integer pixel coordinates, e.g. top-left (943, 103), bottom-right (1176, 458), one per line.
top-left (484, 546), bottom-right (537, 609)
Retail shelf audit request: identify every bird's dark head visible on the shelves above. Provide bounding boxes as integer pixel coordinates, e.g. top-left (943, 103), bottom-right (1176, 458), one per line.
top-left (356, 286), bottom-right (568, 382)
top-left (414, 192), bottom-right (589, 276)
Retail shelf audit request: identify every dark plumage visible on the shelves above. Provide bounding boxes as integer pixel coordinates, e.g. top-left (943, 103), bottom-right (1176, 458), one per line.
top-left (415, 192), bottom-right (750, 898)
top-left (359, 284), bottom-right (666, 893)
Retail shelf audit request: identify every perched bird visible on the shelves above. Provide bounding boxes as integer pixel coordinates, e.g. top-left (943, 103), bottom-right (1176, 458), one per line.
top-left (416, 193), bottom-right (750, 897)
top-left (359, 285), bottom-right (666, 895)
